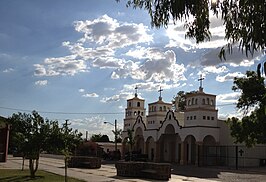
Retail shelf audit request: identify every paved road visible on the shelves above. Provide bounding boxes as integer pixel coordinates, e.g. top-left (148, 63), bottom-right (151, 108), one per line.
top-left (1, 156), bottom-right (266, 182)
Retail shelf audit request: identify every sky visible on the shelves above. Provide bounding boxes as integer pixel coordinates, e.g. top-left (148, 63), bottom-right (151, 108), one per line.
top-left (0, 0), bottom-right (265, 140)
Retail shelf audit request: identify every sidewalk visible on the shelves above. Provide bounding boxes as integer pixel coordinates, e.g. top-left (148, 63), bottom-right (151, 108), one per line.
top-left (0, 156), bottom-right (217, 182)
top-left (1, 156), bottom-right (266, 182)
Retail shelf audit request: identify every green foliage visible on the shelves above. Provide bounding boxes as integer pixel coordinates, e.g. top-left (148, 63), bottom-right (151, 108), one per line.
top-left (7, 112), bottom-right (83, 178)
top-left (117, 0), bottom-right (266, 58)
top-left (90, 134), bottom-right (111, 142)
top-left (228, 71), bottom-right (266, 147)
top-left (232, 71), bottom-right (266, 113)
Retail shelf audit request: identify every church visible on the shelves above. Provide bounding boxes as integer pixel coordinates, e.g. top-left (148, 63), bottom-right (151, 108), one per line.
top-left (121, 81), bottom-right (266, 167)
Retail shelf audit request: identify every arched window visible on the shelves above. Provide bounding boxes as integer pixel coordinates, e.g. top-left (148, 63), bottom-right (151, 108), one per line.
top-left (129, 102), bottom-right (131, 107)
top-left (188, 100), bottom-right (191, 105)
top-left (141, 112), bottom-right (144, 116)
top-left (138, 111), bottom-right (140, 115)
top-left (192, 98), bottom-right (194, 105)
top-left (207, 98), bottom-right (210, 105)
top-left (169, 114), bottom-right (172, 120)
top-left (163, 106), bottom-right (166, 111)
top-left (202, 99), bottom-right (205, 105)
top-left (137, 102), bottom-right (140, 107)
top-left (160, 107), bottom-right (162, 111)
top-left (154, 106), bottom-right (156, 111)
top-left (211, 100), bottom-right (214, 105)
top-left (195, 99), bottom-right (198, 105)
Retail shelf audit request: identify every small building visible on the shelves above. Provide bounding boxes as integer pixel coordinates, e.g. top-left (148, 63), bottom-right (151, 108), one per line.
top-left (0, 116), bottom-right (10, 162)
top-left (97, 142), bottom-right (122, 153)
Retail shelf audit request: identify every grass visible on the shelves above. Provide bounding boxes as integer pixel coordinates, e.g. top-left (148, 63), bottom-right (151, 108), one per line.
top-left (0, 169), bottom-right (85, 182)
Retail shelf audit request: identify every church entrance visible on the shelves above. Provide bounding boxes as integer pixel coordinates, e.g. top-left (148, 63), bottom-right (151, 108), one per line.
top-left (146, 136), bottom-right (155, 161)
top-left (158, 124), bottom-right (181, 163)
top-left (183, 135), bottom-right (196, 165)
top-left (134, 127), bottom-right (144, 154)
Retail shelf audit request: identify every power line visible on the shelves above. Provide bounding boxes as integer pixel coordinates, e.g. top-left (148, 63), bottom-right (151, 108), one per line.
top-left (0, 106), bottom-right (124, 115)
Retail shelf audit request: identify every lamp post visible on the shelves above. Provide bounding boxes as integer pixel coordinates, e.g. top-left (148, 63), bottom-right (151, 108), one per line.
top-left (104, 119), bottom-right (117, 152)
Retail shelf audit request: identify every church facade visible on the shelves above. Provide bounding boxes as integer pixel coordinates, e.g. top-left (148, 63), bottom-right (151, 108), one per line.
top-left (121, 85), bottom-right (266, 167)
top-left (121, 85), bottom-right (232, 165)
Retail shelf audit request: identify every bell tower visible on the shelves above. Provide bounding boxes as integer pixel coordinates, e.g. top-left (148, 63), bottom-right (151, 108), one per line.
top-left (124, 86), bottom-right (146, 131)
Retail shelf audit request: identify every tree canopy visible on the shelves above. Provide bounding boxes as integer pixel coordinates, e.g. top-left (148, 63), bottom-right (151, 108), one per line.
top-left (7, 111), bottom-right (83, 178)
top-left (227, 71), bottom-right (266, 147)
top-left (117, 0), bottom-right (265, 58)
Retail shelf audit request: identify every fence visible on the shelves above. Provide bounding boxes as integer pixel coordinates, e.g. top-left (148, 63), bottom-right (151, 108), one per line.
top-left (200, 145), bottom-right (266, 168)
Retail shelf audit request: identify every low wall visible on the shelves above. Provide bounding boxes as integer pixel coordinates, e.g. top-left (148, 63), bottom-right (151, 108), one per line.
top-left (115, 161), bottom-right (171, 180)
top-left (68, 156), bottom-right (101, 169)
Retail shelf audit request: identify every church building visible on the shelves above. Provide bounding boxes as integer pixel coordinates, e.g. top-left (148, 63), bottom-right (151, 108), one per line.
top-left (121, 81), bottom-right (266, 167)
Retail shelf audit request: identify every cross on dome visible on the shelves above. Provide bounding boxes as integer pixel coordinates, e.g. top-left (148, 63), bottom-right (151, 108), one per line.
top-left (158, 86), bottom-right (163, 100)
top-left (198, 74), bottom-right (205, 92)
top-left (135, 86), bottom-right (138, 97)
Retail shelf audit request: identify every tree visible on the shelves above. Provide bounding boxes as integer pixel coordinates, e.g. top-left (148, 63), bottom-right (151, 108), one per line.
top-left (227, 71), bottom-right (266, 147)
top-left (173, 91), bottom-right (186, 111)
top-left (7, 111), bottom-right (50, 178)
top-left (7, 112), bottom-right (83, 179)
top-left (126, 129), bottom-right (135, 161)
top-left (117, 0), bottom-right (265, 58)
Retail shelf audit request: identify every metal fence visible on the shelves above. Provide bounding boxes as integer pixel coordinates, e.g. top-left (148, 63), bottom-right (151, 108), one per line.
top-left (200, 145), bottom-right (266, 168)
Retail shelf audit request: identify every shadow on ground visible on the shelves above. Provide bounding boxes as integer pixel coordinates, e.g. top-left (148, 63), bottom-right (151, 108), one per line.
top-left (171, 165), bottom-right (266, 179)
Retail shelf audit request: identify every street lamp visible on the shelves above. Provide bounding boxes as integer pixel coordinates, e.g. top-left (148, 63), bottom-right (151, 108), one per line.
top-left (104, 119), bottom-right (117, 152)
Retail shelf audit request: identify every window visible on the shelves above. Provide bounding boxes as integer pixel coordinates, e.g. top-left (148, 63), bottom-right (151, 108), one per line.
top-left (138, 111), bottom-right (140, 115)
top-left (203, 116), bottom-right (206, 120)
top-left (137, 102), bottom-right (140, 107)
top-left (160, 121), bottom-right (162, 124)
top-left (188, 100), bottom-right (191, 105)
top-left (141, 112), bottom-right (144, 116)
top-left (211, 100), bottom-right (214, 105)
top-left (134, 111), bottom-right (137, 116)
top-left (169, 115), bottom-right (172, 120)
top-left (195, 99), bottom-right (198, 105)
top-left (160, 107), bottom-right (162, 111)
top-left (192, 98), bottom-right (194, 105)
top-left (211, 117), bottom-right (214, 120)
top-left (190, 116), bottom-right (193, 120)
top-left (207, 98), bottom-right (210, 105)
top-left (207, 116), bottom-right (210, 120)
top-left (163, 106), bottom-right (166, 111)
top-left (202, 99), bottom-right (205, 105)
top-left (187, 116), bottom-right (189, 120)
top-left (154, 106), bottom-right (156, 111)
top-left (194, 116), bottom-right (196, 120)
top-left (129, 102), bottom-right (131, 107)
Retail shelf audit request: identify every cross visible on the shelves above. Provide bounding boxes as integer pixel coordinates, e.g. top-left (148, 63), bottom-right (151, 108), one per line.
top-left (158, 87), bottom-right (163, 98)
top-left (239, 149), bottom-right (244, 157)
top-left (198, 74), bottom-right (205, 88)
top-left (135, 86), bottom-right (138, 97)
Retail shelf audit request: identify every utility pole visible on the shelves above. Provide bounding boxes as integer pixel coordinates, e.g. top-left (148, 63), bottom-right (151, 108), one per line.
top-left (64, 119), bottom-right (69, 182)
top-left (115, 119), bottom-right (117, 152)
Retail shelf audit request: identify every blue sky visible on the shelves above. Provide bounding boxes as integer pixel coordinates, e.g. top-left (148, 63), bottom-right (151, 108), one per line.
top-left (0, 0), bottom-right (265, 140)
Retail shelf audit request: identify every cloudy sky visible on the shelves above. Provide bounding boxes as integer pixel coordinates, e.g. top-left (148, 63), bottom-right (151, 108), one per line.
top-left (0, 0), bottom-right (265, 140)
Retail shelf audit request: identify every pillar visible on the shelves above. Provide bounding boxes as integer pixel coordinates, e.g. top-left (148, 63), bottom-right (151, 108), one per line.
top-left (180, 142), bottom-right (187, 165)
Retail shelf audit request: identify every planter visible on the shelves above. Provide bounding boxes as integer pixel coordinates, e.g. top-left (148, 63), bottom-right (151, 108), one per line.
top-left (68, 156), bottom-right (101, 169)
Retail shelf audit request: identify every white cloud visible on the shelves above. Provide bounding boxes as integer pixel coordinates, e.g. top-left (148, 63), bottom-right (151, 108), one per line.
top-left (112, 50), bottom-right (186, 83)
top-left (82, 93), bottom-right (99, 98)
top-left (34, 55), bottom-right (88, 76)
top-left (74, 14), bottom-right (153, 49)
top-left (229, 59), bottom-right (255, 67)
top-left (79, 88), bottom-right (85, 93)
top-left (199, 46), bottom-right (262, 66)
top-left (3, 68), bottom-right (14, 73)
top-left (216, 92), bottom-right (241, 104)
top-left (203, 65), bottom-right (228, 74)
top-left (216, 72), bottom-right (245, 82)
top-left (35, 80), bottom-right (48, 86)
top-left (165, 14), bottom-right (226, 51)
